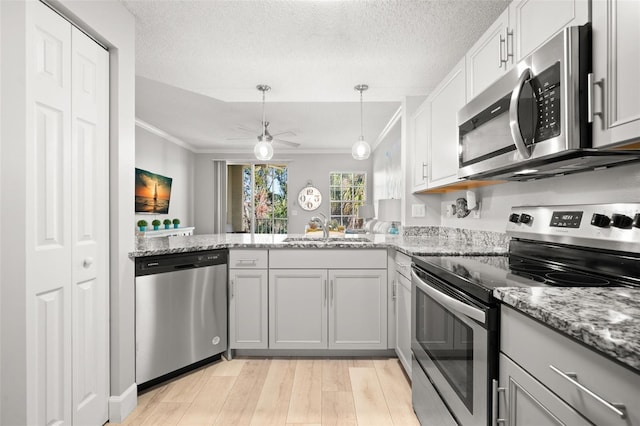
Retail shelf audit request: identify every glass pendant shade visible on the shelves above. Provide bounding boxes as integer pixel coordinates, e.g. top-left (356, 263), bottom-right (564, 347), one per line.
top-left (352, 136), bottom-right (371, 160)
top-left (254, 139), bottom-right (273, 161)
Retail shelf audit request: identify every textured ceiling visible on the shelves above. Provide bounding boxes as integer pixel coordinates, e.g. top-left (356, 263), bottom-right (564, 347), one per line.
top-left (122, 0), bottom-right (510, 153)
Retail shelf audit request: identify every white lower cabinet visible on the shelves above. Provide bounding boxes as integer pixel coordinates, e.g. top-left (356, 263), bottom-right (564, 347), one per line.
top-left (229, 249), bottom-right (269, 349)
top-left (229, 269), bottom-right (268, 349)
top-left (269, 269), bottom-right (328, 349)
top-left (268, 249), bottom-right (388, 350)
top-left (393, 251), bottom-right (412, 376)
top-left (498, 306), bottom-right (640, 426)
top-left (498, 353), bottom-right (590, 425)
top-left (269, 268), bottom-right (387, 350)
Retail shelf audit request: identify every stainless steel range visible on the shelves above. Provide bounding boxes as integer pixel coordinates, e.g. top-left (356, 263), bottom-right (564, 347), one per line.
top-left (411, 203), bottom-right (640, 426)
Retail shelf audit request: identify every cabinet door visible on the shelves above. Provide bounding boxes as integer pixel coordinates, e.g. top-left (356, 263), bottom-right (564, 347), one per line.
top-left (427, 57), bottom-right (466, 189)
top-left (328, 269), bottom-right (387, 349)
top-left (395, 274), bottom-right (412, 376)
top-left (509, 0), bottom-right (589, 63)
top-left (411, 99), bottom-right (430, 192)
top-left (466, 8), bottom-right (510, 99)
top-left (229, 269), bottom-right (268, 349)
top-left (269, 269), bottom-right (327, 349)
top-left (498, 353), bottom-right (591, 426)
top-left (592, 0), bottom-right (640, 148)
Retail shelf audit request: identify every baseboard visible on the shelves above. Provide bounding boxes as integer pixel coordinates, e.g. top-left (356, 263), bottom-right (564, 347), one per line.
top-left (108, 382), bottom-right (137, 423)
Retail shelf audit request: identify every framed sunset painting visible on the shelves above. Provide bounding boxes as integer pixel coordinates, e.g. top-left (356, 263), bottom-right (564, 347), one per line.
top-left (135, 168), bottom-right (173, 214)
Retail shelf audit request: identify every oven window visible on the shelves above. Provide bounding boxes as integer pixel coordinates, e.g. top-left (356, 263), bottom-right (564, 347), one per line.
top-left (416, 285), bottom-right (474, 412)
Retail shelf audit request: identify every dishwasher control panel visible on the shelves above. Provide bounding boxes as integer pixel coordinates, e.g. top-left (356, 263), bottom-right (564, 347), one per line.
top-left (135, 249), bottom-right (228, 276)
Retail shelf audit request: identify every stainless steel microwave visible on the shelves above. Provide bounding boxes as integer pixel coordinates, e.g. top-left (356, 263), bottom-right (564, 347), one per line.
top-left (457, 24), bottom-right (640, 181)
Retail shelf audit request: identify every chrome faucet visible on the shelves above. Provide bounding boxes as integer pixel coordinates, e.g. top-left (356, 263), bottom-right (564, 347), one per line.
top-left (310, 212), bottom-right (329, 241)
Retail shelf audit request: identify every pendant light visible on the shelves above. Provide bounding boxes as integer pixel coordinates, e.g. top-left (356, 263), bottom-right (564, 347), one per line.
top-left (254, 84), bottom-right (274, 161)
top-left (352, 84), bottom-right (371, 160)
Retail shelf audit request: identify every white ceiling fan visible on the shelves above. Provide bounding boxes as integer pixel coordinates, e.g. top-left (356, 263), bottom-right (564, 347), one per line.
top-left (226, 85), bottom-right (301, 152)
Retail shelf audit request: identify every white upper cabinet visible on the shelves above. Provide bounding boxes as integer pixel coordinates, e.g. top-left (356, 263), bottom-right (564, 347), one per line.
top-left (591, 0), bottom-right (640, 149)
top-left (509, 0), bottom-right (589, 63)
top-left (466, 9), bottom-right (511, 99)
top-left (427, 58), bottom-right (466, 189)
top-left (466, 0), bottom-right (589, 101)
top-left (410, 99), bottom-right (430, 192)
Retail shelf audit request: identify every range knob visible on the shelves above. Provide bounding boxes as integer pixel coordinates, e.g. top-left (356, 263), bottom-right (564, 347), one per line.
top-left (633, 213), bottom-right (640, 228)
top-left (509, 213), bottom-right (521, 223)
top-left (611, 214), bottom-right (633, 229)
top-left (590, 213), bottom-right (611, 228)
top-left (519, 213), bottom-right (533, 224)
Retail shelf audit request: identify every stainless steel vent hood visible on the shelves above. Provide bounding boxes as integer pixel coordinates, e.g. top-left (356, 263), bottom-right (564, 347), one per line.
top-left (466, 149), bottom-right (640, 181)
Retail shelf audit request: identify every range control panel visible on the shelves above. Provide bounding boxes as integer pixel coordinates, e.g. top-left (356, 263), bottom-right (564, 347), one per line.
top-left (506, 203), bottom-right (640, 253)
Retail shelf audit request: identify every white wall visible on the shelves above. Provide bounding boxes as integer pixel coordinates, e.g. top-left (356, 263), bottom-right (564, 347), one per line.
top-left (194, 152), bottom-right (374, 234)
top-left (437, 162), bottom-right (640, 232)
top-left (135, 126), bottom-right (195, 228)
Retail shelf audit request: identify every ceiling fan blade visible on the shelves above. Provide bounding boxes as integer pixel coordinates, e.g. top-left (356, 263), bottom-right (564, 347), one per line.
top-left (225, 136), bottom-right (256, 141)
top-left (270, 130), bottom-right (297, 138)
top-left (235, 125), bottom-right (260, 134)
top-left (273, 138), bottom-right (301, 148)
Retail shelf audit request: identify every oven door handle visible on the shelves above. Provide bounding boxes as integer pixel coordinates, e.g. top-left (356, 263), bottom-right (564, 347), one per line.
top-left (411, 270), bottom-right (486, 324)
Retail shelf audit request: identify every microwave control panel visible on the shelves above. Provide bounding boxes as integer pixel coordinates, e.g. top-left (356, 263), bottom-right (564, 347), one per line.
top-left (533, 63), bottom-right (561, 142)
top-left (531, 62), bottom-right (560, 142)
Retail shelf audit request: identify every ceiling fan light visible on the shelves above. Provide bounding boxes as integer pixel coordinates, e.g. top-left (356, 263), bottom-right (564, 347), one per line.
top-left (352, 136), bottom-right (371, 160)
top-left (254, 140), bottom-right (274, 161)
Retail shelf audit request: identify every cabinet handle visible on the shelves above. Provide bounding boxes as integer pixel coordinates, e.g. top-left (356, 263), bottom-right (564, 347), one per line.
top-left (491, 379), bottom-right (507, 425)
top-left (330, 279), bottom-right (334, 304)
top-left (588, 73), bottom-right (605, 128)
top-left (505, 28), bottom-right (514, 63)
top-left (323, 279), bottom-right (327, 305)
top-left (392, 279), bottom-right (397, 300)
top-left (499, 34), bottom-right (506, 68)
top-left (230, 279), bottom-right (235, 298)
top-left (422, 163), bottom-right (428, 180)
top-left (549, 365), bottom-right (626, 419)
top-left (237, 259), bottom-right (258, 266)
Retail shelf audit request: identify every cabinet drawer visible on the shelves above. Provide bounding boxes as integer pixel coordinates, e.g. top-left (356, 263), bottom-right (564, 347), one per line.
top-left (501, 306), bottom-right (640, 426)
top-left (229, 249), bottom-right (268, 269)
top-left (269, 249), bottom-right (386, 269)
top-left (394, 251), bottom-right (412, 279)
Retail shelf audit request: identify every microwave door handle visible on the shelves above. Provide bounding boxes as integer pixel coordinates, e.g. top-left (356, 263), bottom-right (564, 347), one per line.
top-left (509, 68), bottom-right (533, 159)
top-left (411, 270), bottom-right (486, 324)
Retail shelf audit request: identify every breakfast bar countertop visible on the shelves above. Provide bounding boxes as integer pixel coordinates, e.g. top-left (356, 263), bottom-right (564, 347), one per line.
top-left (130, 232), bottom-right (509, 258)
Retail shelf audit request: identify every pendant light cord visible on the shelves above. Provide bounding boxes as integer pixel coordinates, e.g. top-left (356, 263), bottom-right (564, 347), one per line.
top-left (360, 89), bottom-right (364, 138)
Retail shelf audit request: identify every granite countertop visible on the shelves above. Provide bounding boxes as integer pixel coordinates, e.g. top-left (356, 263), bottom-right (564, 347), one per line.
top-left (494, 287), bottom-right (640, 373)
top-left (130, 233), bottom-right (509, 258)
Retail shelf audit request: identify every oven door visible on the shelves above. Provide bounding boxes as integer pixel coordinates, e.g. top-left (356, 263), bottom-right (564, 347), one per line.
top-left (411, 266), bottom-right (494, 426)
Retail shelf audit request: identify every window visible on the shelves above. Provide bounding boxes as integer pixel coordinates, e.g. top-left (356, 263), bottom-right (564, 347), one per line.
top-left (330, 172), bottom-right (366, 228)
top-left (242, 164), bottom-right (288, 234)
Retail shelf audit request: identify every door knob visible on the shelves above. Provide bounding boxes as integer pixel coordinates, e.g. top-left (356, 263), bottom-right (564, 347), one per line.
top-left (83, 257), bottom-right (94, 268)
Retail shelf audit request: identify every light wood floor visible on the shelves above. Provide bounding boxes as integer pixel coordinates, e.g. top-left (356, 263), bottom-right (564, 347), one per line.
top-left (111, 357), bottom-right (420, 426)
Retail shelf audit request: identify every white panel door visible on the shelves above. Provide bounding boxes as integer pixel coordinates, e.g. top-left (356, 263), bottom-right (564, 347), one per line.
top-left (509, 0), bottom-right (589, 63)
top-left (269, 269), bottom-right (327, 349)
top-left (328, 269), bottom-right (387, 349)
top-left (592, 0), bottom-right (640, 148)
top-left (428, 57), bottom-right (466, 189)
top-left (71, 26), bottom-right (109, 426)
top-left (466, 8), bottom-right (510, 99)
top-left (229, 269), bottom-right (268, 349)
top-left (411, 99), bottom-right (430, 192)
top-left (28, 3), bottom-right (73, 424)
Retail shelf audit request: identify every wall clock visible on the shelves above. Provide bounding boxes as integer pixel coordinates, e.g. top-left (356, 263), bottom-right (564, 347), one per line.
top-left (298, 184), bottom-right (322, 211)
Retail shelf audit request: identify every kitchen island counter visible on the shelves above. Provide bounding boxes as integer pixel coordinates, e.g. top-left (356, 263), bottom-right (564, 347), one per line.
top-left (494, 286), bottom-right (640, 374)
top-left (130, 232), bottom-right (508, 258)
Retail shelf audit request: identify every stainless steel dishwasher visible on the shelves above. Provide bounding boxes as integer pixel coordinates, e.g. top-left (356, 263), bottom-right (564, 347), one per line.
top-left (135, 249), bottom-right (227, 388)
